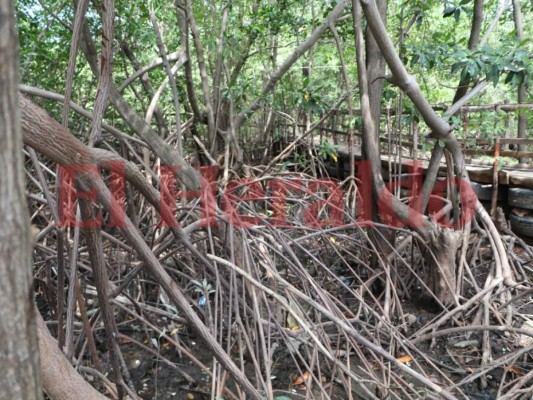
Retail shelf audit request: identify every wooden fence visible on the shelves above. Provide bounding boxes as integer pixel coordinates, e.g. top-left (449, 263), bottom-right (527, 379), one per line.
top-left (275, 102), bottom-right (533, 163)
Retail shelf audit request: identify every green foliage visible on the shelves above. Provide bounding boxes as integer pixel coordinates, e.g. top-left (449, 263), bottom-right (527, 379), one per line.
top-left (419, 134), bottom-right (432, 153)
top-left (450, 115), bottom-right (465, 138)
top-left (461, 110), bottom-right (510, 143)
top-left (191, 279), bottom-right (215, 296)
top-left (479, 110), bottom-right (509, 140)
top-left (382, 85), bottom-right (398, 102)
top-left (405, 42), bottom-right (532, 89)
top-left (442, 0), bottom-right (473, 22)
top-left (291, 77), bottom-right (331, 114)
top-left (222, 75), bottom-right (256, 106)
top-left (402, 111), bottom-right (421, 127)
top-left (318, 140), bottom-right (337, 161)
top-left (347, 116), bottom-right (362, 131)
top-left (450, 44), bottom-right (532, 88)
top-left (247, 0), bottom-right (304, 36)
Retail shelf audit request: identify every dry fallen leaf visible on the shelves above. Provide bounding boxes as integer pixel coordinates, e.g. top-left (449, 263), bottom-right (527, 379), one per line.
top-left (397, 355), bottom-right (413, 363)
top-left (292, 370), bottom-right (311, 385)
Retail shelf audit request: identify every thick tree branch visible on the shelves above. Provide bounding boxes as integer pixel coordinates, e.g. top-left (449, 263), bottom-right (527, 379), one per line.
top-left (359, 0), bottom-right (451, 137)
top-left (36, 311), bottom-right (109, 400)
top-left (353, 0), bottom-right (430, 236)
top-left (365, 0), bottom-right (388, 138)
top-left (182, 0), bottom-right (217, 154)
top-left (175, 2), bottom-right (205, 124)
top-left (451, 0), bottom-right (484, 104)
top-left (88, 0), bottom-right (114, 146)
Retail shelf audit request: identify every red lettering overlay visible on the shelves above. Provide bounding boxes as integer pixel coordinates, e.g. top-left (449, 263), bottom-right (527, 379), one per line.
top-left (223, 179), bottom-right (265, 228)
top-left (428, 178), bottom-right (476, 228)
top-left (355, 160), bottom-right (374, 227)
top-left (105, 161), bottom-right (127, 228)
top-left (55, 161), bottom-right (476, 231)
top-left (381, 160), bottom-right (425, 228)
top-left (303, 179), bottom-right (344, 227)
top-left (159, 165), bottom-right (220, 228)
top-left (58, 165), bottom-right (101, 228)
top-left (267, 178), bottom-right (302, 227)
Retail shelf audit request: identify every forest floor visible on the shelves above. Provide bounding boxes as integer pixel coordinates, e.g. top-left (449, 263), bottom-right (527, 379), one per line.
top-left (89, 236), bottom-right (532, 400)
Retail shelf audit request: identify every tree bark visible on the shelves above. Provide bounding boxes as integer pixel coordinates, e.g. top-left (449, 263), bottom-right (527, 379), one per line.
top-left (512, 0), bottom-right (527, 163)
top-left (36, 311), bottom-right (109, 400)
top-left (365, 0), bottom-right (388, 138)
top-left (426, 228), bottom-right (461, 304)
top-left (184, 0), bottom-right (217, 155)
top-left (0, 0), bottom-right (42, 398)
top-left (451, 0), bottom-right (483, 105)
top-left (357, 0), bottom-right (393, 260)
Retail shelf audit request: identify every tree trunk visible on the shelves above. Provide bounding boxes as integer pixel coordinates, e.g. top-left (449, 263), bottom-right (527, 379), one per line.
top-left (451, 0), bottom-right (483, 105)
top-left (512, 0), bottom-right (528, 163)
top-left (361, 0), bottom-right (393, 258)
top-left (365, 0), bottom-right (388, 138)
top-left (426, 228), bottom-right (461, 305)
top-left (356, 0), bottom-right (511, 303)
top-left (0, 0), bottom-right (42, 398)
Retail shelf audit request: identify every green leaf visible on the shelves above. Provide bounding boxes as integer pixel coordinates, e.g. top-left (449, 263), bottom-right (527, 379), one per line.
top-left (460, 67), bottom-right (469, 81)
top-left (454, 8), bottom-right (461, 22)
top-left (443, 6), bottom-right (456, 18)
top-left (505, 71), bottom-right (515, 84)
top-left (466, 61), bottom-right (478, 77)
top-left (504, 63), bottom-right (520, 72)
top-left (511, 72), bottom-right (523, 86)
top-left (518, 38), bottom-right (531, 47)
top-left (487, 64), bottom-right (500, 87)
top-left (451, 62), bottom-right (463, 75)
